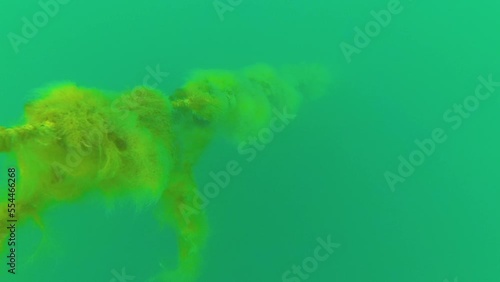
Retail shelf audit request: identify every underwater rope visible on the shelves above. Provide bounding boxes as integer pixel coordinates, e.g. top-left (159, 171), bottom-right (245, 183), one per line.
top-left (0, 63), bottom-right (330, 281)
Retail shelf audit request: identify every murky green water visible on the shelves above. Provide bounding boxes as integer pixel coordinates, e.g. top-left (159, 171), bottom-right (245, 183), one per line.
top-left (1, 0), bottom-right (500, 281)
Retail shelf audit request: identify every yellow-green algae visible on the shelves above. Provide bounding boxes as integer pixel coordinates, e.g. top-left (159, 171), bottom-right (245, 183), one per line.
top-left (0, 64), bottom-right (330, 281)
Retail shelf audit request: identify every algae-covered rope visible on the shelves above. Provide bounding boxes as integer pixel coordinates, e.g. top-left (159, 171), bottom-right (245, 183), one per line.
top-left (0, 64), bottom-right (330, 282)
top-left (0, 122), bottom-right (54, 152)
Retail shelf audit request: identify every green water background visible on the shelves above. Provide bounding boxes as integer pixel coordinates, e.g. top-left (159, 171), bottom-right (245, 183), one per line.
top-left (1, 0), bottom-right (500, 281)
